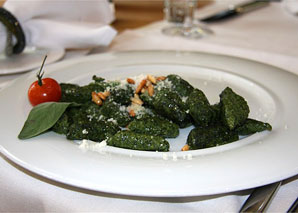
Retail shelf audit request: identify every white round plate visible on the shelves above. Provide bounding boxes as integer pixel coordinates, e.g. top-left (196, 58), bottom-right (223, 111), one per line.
top-left (0, 51), bottom-right (297, 197)
top-left (0, 47), bottom-right (65, 75)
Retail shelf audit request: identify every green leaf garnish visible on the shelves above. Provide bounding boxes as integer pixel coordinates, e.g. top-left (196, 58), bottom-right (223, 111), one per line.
top-left (18, 102), bottom-right (79, 139)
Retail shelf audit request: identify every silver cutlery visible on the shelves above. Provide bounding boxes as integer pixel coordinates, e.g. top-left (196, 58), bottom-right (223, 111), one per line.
top-left (287, 196), bottom-right (298, 213)
top-left (239, 181), bottom-right (282, 212)
top-left (200, 0), bottom-right (271, 23)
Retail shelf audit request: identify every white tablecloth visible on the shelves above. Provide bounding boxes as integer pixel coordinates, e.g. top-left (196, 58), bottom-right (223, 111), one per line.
top-left (1, 2), bottom-right (298, 212)
top-left (109, 2), bottom-right (298, 75)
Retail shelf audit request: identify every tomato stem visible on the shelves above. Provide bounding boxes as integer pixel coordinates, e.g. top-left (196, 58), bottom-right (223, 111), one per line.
top-left (37, 55), bottom-right (47, 86)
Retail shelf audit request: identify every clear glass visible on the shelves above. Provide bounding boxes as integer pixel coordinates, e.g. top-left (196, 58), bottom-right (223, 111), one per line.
top-left (162, 0), bottom-right (213, 39)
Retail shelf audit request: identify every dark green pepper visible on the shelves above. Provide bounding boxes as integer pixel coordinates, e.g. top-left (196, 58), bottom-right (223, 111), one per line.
top-left (210, 103), bottom-right (222, 122)
top-left (60, 83), bottom-right (89, 104)
top-left (52, 104), bottom-right (89, 135)
top-left (84, 102), bottom-right (106, 122)
top-left (187, 125), bottom-right (239, 149)
top-left (127, 116), bottom-right (179, 138)
top-left (100, 101), bottom-right (131, 127)
top-left (109, 84), bottom-right (134, 105)
top-left (52, 113), bottom-right (70, 135)
top-left (152, 88), bottom-right (191, 128)
top-left (140, 90), bottom-right (154, 108)
top-left (220, 87), bottom-right (249, 130)
top-left (60, 80), bottom-right (114, 104)
top-left (186, 89), bottom-right (215, 127)
top-left (166, 74), bottom-right (194, 97)
top-left (92, 75), bottom-right (105, 83)
top-left (107, 130), bottom-right (169, 152)
top-left (235, 118), bottom-right (272, 135)
top-left (66, 120), bottom-right (120, 142)
top-left (59, 83), bottom-right (103, 104)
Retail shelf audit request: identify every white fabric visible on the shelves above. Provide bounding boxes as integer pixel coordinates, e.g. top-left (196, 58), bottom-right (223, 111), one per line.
top-left (1, 1), bottom-right (298, 212)
top-left (110, 2), bottom-right (298, 75)
top-left (0, 0), bottom-right (117, 52)
top-left (1, 153), bottom-right (297, 212)
top-left (283, 0), bottom-right (298, 15)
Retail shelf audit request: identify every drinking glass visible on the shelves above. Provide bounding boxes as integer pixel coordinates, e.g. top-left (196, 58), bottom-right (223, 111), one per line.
top-left (162, 0), bottom-right (212, 39)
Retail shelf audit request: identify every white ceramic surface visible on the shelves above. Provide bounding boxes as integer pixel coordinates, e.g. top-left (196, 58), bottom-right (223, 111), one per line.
top-left (0, 51), bottom-right (297, 197)
top-left (0, 47), bottom-right (65, 75)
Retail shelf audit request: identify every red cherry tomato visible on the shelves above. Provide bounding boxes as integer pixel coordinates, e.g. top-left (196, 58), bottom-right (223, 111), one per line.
top-left (28, 78), bottom-right (62, 106)
top-left (27, 55), bottom-right (61, 106)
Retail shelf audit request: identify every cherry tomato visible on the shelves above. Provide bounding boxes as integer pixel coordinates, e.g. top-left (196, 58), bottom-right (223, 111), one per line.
top-left (27, 55), bottom-right (62, 106)
top-left (28, 78), bottom-right (61, 106)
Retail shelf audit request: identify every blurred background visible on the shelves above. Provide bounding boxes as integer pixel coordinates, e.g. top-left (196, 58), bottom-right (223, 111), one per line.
top-left (111, 0), bottom-right (211, 32)
top-left (0, 0), bottom-right (211, 32)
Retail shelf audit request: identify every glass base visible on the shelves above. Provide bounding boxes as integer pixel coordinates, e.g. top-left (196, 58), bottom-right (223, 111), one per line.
top-left (162, 24), bottom-right (213, 39)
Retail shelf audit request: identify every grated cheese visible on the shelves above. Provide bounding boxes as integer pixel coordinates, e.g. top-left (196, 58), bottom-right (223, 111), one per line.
top-left (107, 118), bottom-right (118, 125)
top-left (79, 139), bottom-right (107, 152)
top-left (82, 129), bottom-right (88, 135)
top-left (155, 78), bottom-right (173, 91)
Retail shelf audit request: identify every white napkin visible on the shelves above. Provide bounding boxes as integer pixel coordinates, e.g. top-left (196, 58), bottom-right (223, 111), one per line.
top-left (0, 0), bottom-right (117, 52)
top-left (283, 0), bottom-right (298, 15)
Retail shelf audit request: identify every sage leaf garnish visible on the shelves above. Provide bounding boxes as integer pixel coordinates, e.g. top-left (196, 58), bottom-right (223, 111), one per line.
top-left (18, 102), bottom-right (79, 139)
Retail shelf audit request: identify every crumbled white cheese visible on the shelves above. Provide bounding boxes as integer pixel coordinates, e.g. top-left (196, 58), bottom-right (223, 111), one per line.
top-left (181, 96), bottom-right (188, 103)
top-left (112, 74), bottom-right (148, 91)
top-left (87, 114), bottom-right (94, 121)
top-left (79, 139), bottom-right (107, 153)
top-left (107, 118), bottom-right (118, 125)
top-left (172, 152), bottom-right (178, 161)
top-left (131, 74), bottom-right (147, 86)
top-left (119, 105), bottom-right (127, 112)
top-left (187, 153), bottom-right (192, 160)
top-left (155, 78), bottom-right (172, 91)
top-left (116, 82), bottom-right (130, 90)
top-left (126, 103), bottom-right (151, 119)
top-left (98, 115), bottom-right (105, 121)
top-left (127, 103), bottom-right (143, 113)
top-left (162, 153), bottom-right (168, 160)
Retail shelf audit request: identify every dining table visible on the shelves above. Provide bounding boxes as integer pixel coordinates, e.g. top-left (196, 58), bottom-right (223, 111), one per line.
top-left (1, 0), bottom-right (298, 212)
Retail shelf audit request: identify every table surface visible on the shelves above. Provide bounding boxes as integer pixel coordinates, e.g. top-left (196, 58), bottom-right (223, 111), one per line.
top-left (112, 1), bottom-right (164, 32)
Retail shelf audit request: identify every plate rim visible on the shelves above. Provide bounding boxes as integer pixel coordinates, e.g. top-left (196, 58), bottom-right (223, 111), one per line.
top-left (0, 47), bottom-right (65, 75)
top-left (1, 50), bottom-right (298, 197)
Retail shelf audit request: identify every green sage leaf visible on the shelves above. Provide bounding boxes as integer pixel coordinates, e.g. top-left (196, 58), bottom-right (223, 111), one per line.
top-left (18, 102), bottom-right (79, 139)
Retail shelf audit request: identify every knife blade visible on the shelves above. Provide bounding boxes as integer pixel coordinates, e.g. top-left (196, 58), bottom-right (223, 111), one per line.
top-left (239, 181), bottom-right (282, 212)
top-left (200, 0), bottom-right (270, 23)
top-left (287, 196), bottom-right (298, 213)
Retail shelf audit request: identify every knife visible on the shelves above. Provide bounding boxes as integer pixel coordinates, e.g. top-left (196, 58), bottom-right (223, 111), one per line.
top-left (239, 181), bottom-right (282, 212)
top-left (287, 196), bottom-right (298, 213)
top-left (200, 0), bottom-right (271, 23)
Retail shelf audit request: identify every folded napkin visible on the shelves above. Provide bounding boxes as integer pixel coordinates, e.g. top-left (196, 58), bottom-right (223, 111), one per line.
top-left (0, 0), bottom-right (117, 53)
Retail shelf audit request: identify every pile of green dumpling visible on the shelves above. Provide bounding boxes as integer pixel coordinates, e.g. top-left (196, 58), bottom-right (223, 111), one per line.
top-left (52, 74), bottom-right (272, 151)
